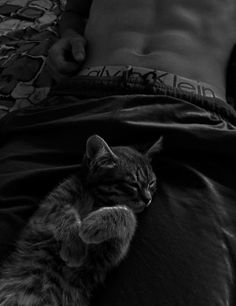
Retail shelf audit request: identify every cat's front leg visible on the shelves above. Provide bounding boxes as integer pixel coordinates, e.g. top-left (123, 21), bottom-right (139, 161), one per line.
top-left (79, 206), bottom-right (136, 245)
top-left (35, 201), bottom-right (85, 267)
top-left (35, 176), bottom-right (87, 268)
top-left (59, 221), bottom-right (87, 267)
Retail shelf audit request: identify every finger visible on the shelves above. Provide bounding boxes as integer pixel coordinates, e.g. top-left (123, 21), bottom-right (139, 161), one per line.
top-left (71, 37), bottom-right (86, 63)
top-left (49, 44), bottom-right (80, 74)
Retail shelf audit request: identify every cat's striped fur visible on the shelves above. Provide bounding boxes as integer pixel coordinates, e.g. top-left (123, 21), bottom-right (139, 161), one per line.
top-left (0, 135), bottom-right (160, 306)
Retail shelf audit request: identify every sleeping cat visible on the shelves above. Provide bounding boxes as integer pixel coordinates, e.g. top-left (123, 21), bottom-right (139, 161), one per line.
top-left (0, 134), bottom-right (162, 306)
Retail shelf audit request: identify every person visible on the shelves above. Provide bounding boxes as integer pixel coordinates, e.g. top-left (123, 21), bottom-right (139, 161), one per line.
top-left (47, 0), bottom-right (236, 102)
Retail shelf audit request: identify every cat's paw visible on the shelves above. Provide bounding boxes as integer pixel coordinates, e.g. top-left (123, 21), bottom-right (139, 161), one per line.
top-left (60, 223), bottom-right (86, 267)
top-left (79, 206), bottom-right (136, 244)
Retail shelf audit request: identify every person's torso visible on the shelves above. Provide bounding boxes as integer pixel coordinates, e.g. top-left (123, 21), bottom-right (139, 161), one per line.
top-left (83, 0), bottom-right (236, 99)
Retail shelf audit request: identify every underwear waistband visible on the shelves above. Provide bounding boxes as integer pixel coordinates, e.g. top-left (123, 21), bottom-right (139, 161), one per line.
top-left (77, 65), bottom-right (225, 101)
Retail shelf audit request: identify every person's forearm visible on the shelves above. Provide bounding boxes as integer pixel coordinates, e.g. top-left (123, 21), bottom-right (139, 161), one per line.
top-left (59, 0), bottom-right (91, 36)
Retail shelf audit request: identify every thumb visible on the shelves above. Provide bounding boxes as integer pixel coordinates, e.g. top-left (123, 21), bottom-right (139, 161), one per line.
top-left (71, 37), bottom-right (86, 63)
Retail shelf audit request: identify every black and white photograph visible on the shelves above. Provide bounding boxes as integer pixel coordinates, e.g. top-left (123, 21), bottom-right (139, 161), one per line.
top-left (0, 0), bottom-right (236, 305)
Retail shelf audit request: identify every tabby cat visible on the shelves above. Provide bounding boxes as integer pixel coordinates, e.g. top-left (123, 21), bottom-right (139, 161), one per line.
top-left (0, 135), bottom-right (162, 306)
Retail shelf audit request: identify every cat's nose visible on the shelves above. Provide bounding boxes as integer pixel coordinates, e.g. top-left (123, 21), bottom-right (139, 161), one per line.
top-left (146, 198), bottom-right (152, 207)
top-left (142, 190), bottom-right (152, 207)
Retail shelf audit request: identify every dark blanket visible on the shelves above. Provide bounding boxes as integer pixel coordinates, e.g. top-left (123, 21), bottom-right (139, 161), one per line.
top-left (0, 93), bottom-right (236, 306)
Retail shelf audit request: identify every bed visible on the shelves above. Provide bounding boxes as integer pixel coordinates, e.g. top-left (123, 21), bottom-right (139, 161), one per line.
top-left (1, 1), bottom-right (236, 305)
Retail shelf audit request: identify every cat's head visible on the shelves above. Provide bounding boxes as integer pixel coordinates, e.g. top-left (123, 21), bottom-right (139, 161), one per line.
top-left (83, 135), bottom-right (162, 213)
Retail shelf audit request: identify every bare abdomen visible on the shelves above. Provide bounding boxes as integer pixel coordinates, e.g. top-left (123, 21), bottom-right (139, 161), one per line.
top-left (83, 0), bottom-right (236, 99)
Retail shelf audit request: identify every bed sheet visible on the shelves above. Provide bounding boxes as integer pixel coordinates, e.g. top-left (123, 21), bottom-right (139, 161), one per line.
top-left (0, 92), bottom-right (236, 306)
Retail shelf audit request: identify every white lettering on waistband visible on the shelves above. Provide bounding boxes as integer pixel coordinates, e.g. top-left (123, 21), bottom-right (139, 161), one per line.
top-left (78, 66), bottom-right (221, 99)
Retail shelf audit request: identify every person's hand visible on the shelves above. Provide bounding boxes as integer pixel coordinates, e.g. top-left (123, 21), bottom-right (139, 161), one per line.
top-left (47, 29), bottom-right (87, 79)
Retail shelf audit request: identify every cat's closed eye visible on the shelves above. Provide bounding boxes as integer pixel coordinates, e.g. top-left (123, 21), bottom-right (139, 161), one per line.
top-left (148, 179), bottom-right (156, 189)
top-left (119, 182), bottom-right (138, 193)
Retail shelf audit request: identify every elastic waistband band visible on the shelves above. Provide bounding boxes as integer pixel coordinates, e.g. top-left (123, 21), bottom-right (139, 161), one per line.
top-left (78, 65), bottom-right (225, 101)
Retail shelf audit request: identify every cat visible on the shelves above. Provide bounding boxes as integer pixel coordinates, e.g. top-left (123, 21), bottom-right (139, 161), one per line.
top-left (0, 134), bottom-right (162, 306)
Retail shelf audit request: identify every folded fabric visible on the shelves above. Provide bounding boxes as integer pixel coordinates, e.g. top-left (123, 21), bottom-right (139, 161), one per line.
top-left (0, 93), bottom-right (236, 305)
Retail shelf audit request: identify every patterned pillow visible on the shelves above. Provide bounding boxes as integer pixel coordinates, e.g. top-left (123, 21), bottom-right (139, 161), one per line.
top-left (0, 0), bottom-right (64, 119)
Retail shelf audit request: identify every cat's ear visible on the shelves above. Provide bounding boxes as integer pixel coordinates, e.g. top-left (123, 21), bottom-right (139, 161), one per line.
top-left (145, 136), bottom-right (163, 160)
top-left (86, 135), bottom-right (118, 166)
